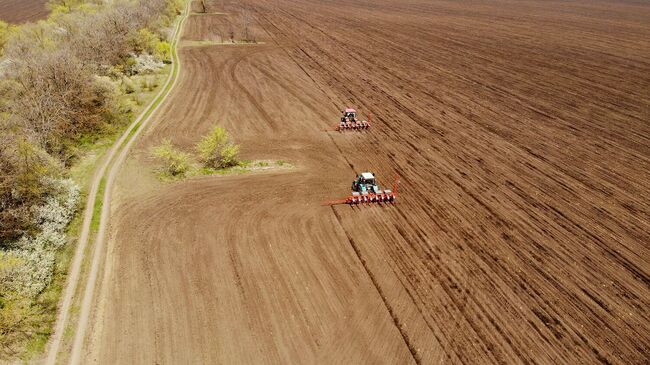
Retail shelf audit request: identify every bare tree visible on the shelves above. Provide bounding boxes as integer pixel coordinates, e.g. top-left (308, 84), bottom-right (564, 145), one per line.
top-left (3, 32), bottom-right (115, 153)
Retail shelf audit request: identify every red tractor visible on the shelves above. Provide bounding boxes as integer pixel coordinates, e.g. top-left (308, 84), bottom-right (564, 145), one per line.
top-left (336, 108), bottom-right (371, 131)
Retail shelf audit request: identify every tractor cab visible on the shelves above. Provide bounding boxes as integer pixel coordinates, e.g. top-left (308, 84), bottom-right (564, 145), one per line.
top-left (324, 172), bottom-right (398, 205)
top-left (342, 108), bottom-right (357, 122)
top-left (352, 172), bottom-right (381, 194)
top-left (335, 107), bottom-right (370, 131)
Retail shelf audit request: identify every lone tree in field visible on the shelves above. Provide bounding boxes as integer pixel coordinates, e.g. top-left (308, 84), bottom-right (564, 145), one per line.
top-left (196, 125), bottom-right (239, 169)
top-left (151, 139), bottom-right (190, 177)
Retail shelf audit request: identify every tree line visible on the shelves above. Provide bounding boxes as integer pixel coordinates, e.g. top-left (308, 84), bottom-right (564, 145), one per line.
top-left (1, 0), bottom-right (181, 244)
top-left (0, 0), bottom-right (183, 358)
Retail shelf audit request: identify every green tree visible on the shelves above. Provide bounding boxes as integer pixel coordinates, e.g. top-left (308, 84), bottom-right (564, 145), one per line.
top-left (46, 0), bottom-right (85, 14)
top-left (0, 134), bottom-right (59, 243)
top-left (151, 139), bottom-right (190, 177)
top-left (154, 40), bottom-right (171, 62)
top-left (129, 28), bottom-right (172, 62)
top-left (196, 126), bottom-right (240, 169)
top-left (0, 292), bottom-right (39, 358)
top-left (0, 21), bottom-right (15, 56)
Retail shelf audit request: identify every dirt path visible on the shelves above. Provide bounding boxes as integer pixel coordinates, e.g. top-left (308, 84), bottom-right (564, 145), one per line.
top-left (44, 3), bottom-right (191, 364)
top-left (85, 0), bottom-right (649, 363)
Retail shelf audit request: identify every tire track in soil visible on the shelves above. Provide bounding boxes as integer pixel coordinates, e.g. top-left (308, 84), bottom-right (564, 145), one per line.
top-left (331, 206), bottom-right (423, 365)
top-left (86, 0), bottom-right (650, 363)
top-left (255, 9), bottom-right (497, 362)
top-left (228, 47), bottom-right (280, 132)
top-left (252, 14), bottom-right (423, 361)
top-left (85, 1), bottom-right (419, 363)
top-left (257, 6), bottom-right (595, 363)
top-left (248, 0), bottom-right (650, 363)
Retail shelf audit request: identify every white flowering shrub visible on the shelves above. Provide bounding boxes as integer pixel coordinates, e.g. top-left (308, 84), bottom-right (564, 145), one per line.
top-left (130, 53), bottom-right (164, 75)
top-left (33, 178), bottom-right (80, 237)
top-left (1, 178), bottom-right (79, 298)
top-left (0, 58), bottom-right (11, 78)
top-left (1, 247), bottom-right (55, 296)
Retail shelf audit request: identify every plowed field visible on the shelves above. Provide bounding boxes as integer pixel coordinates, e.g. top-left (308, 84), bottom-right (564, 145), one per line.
top-left (84, 0), bottom-right (650, 363)
top-left (0, 0), bottom-right (48, 23)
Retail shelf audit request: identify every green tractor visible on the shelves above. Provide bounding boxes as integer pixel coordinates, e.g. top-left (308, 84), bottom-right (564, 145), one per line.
top-left (349, 172), bottom-right (396, 204)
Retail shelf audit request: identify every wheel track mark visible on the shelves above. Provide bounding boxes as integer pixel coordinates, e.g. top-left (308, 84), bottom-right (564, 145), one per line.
top-left (251, 2), bottom-right (644, 362)
top-left (254, 6), bottom-right (423, 361)
top-left (388, 217), bottom-right (519, 364)
top-left (256, 5), bottom-right (455, 357)
top-left (330, 206), bottom-right (421, 365)
top-left (367, 213), bottom-right (460, 363)
top-left (253, 9), bottom-right (342, 112)
top-left (388, 160), bottom-right (611, 361)
top-left (369, 204), bottom-right (503, 364)
top-left (253, 64), bottom-right (331, 122)
top-left (229, 47), bottom-right (279, 132)
top-left (436, 171), bottom-right (624, 361)
top-left (258, 6), bottom-right (582, 362)
top-left (254, 8), bottom-right (356, 173)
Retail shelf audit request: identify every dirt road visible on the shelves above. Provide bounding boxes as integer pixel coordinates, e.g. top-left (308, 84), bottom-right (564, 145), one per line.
top-left (84, 0), bottom-right (649, 363)
top-left (0, 0), bottom-right (48, 23)
top-left (46, 5), bottom-right (191, 364)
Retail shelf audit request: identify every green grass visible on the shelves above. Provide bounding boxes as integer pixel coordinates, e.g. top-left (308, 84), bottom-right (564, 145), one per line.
top-left (90, 178), bottom-right (106, 233)
top-left (153, 159), bottom-right (294, 181)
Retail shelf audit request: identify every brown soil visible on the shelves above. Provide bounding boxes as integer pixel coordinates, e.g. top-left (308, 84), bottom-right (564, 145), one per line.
top-left (0, 0), bottom-right (48, 23)
top-left (85, 0), bottom-right (650, 363)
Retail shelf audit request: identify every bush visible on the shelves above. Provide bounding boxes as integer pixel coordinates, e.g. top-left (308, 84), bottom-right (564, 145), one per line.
top-left (0, 176), bottom-right (78, 358)
top-left (130, 28), bottom-right (171, 63)
top-left (1, 42), bottom-right (117, 154)
top-left (151, 139), bottom-right (191, 177)
top-left (0, 21), bottom-right (16, 56)
top-left (0, 177), bottom-right (78, 297)
top-left (196, 126), bottom-right (240, 169)
top-left (129, 53), bottom-right (164, 75)
top-left (0, 291), bottom-right (40, 357)
top-left (219, 144), bottom-right (239, 168)
top-left (130, 28), bottom-right (158, 54)
top-left (121, 76), bottom-right (136, 94)
top-left (155, 40), bottom-right (171, 62)
top-left (0, 135), bottom-right (60, 244)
